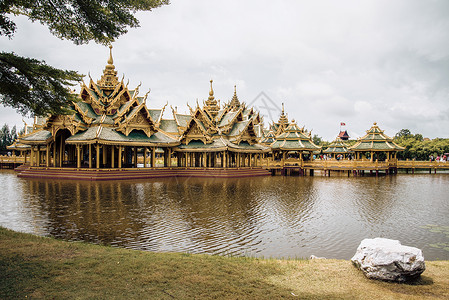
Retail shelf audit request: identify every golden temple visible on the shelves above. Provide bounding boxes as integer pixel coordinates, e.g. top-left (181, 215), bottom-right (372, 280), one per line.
top-left (7, 46), bottom-right (436, 180)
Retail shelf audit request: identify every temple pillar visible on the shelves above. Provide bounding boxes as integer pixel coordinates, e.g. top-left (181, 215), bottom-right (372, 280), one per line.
top-left (59, 136), bottom-right (64, 167)
top-left (46, 144), bottom-right (50, 167)
top-left (53, 139), bottom-right (57, 167)
top-left (102, 145), bottom-right (107, 166)
top-left (134, 147), bottom-right (137, 168)
top-left (168, 148), bottom-right (172, 168)
top-left (89, 144), bottom-right (92, 168)
top-left (111, 146), bottom-right (115, 169)
top-left (370, 151), bottom-right (374, 162)
top-left (118, 146), bottom-right (122, 168)
top-left (30, 146), bottom-right (34, 167)
top-left (202, 152), bottom-right (206, 168)
top-left (96, 144), bottom-right (100, 169)
top-left (36, 145), bottom-right (40, 167)
top-left (143, 147), bottom-right (147, 167)
top-left (76, 145), bottom-right (81, 169)
top-left (282, 151), bottom-right (286, 166)
top-left (151, 147), bottom-right (156, 168)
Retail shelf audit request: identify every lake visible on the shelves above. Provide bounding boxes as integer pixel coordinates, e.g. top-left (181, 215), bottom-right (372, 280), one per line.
top-left (1, 170), bottom-right (448, 260)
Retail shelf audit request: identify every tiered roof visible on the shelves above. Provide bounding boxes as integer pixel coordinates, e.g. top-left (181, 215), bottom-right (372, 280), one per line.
top-left (270, 103), bottom-right (289, 136)
top-left (173, 82), bottom-right (269, 153)
top-left (323, 137), bottom-right (351, 154)
top-left (20, 46), bottom-right (178, 147)
top-left (350, 123), bottom-right (405, 152)
top-left (271, 120), bottom-right (321, 151)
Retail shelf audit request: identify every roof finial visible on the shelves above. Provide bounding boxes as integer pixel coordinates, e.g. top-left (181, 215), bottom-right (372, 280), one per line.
top-left (209, 79), bottom-right (214, 97)
top-left (282, 102), bottom-right (285, 114)
top-left (108, 45), bottom-right (113, 65)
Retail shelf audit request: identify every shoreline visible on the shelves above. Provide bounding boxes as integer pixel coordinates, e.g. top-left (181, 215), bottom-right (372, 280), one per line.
top-left (1, 226), bottom-right (448, 299)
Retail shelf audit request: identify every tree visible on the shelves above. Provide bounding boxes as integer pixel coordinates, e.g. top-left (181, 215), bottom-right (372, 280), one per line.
top-left (0, 124), bottom-right (11, 151)
top-left (0, 0), bottom-right (169, 116)
top-left (395, 129), bottom-right (412, 138)
top-left (312, 134), bottom-right (322, 145)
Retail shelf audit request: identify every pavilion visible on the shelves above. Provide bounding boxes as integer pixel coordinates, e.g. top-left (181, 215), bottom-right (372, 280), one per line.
top-left (350, 122), bottom-right (404, 161)
top-left (270, 120), bottom-right (321, 165)
top-left (323, 137), bottom-right (351, 159)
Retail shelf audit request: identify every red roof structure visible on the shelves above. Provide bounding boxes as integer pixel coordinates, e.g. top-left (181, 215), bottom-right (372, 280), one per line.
top-left (338, 130), bottom-right (350, 140)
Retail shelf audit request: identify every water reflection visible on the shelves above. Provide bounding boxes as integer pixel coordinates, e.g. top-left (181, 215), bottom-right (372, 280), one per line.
top-left (0, 170), bottom-right (448, 260)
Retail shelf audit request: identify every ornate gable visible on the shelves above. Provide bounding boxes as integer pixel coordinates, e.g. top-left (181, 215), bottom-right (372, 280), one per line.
top-left (180, 117), bottom-right (212, 145)
top-left (231, 119), bottom-right (258, 145)
top-left (219, 108), bottom-right (244, 135)
top-left (115, 104), bottom-right (156, 137)
top-left (193, 108), bottom-right (216, 134)
top-left (45, 114), bottom-right (86, 137)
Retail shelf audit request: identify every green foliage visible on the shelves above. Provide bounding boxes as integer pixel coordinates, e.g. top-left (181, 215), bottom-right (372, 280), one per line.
top-left (3, 0), bottom-right (169, 45)
top-left (312, 134), bottom-right (322, 145)
top-left (0, 0), bottom-right (169, 117)
top-left (394, 129), bottom-right (449, 160)
top-left (0, 124), bottom-right (17, 152)
top-left (0, 52), bottom-right (82, 116)
top-left (395, 128), bottom-right (412, 138)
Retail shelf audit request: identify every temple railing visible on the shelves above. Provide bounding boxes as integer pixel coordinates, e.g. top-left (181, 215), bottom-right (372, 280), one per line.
top-left (264, 159), bottom-right (449, 170)
top-left (0, 155), bottom-right (25, 163)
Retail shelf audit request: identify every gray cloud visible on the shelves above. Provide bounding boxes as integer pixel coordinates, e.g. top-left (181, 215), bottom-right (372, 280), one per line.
top-left (1, 0), bottom-right (448, 140)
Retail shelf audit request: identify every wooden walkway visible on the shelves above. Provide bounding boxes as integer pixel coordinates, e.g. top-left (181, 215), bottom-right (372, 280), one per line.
top-left (0, 156), bottom-right (25, 169)
top-left (4, 155), bottom-right (449, 180)
top-left (264, 159), bottom-right (449, 176)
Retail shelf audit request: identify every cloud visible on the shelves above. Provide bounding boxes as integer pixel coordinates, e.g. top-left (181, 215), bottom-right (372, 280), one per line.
top-left (1, 0), bottom-right (448, 141)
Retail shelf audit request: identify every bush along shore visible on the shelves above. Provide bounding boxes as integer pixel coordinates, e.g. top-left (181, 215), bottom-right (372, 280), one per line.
top-left (1, 227), bottom-right (448, 299)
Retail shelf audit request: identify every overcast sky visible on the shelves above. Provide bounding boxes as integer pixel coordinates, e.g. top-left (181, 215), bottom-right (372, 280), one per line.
top-left (1, 0), bottom-right (449, 140)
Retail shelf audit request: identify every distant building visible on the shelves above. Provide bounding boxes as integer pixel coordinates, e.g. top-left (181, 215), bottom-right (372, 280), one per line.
top-left (338, 130), bottom-right (350, 140)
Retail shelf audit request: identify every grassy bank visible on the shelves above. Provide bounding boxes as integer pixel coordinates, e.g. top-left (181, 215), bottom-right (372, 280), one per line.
top-left (1, 227), bottom-right (448, 299)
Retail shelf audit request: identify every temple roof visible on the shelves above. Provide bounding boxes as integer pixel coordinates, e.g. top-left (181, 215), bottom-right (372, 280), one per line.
top-left (350, 123), bottom-right (405, 151)
top-left (260, 130), bottom-right (276, 145)
top-left (175, 136), bottom-right (269, 153)
top-left (65, 127), bottom-right (178, 146)
top-left (228, 85), bottom-right (241, 110)
top-left (338, 130), bottom-right (350, 140)
top-left (158, 119), bottom-right (179, 134)
top-left (271, 121), bottom-right (321, 151)
top-left (19, 130), bottom-right (53, 145)
top-left (323, 137), bottom-right (351, 154)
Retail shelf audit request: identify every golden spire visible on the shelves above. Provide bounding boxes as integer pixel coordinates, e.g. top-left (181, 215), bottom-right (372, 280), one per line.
top-left (277, 102), bottom-right (289, 130)
top-left (229, 85), bottom-right (240, 110)
top-left (107, 45), bottom-right (113, 65)
top-left (208, 79), bottom-right (214, 100)
top-left (205, 79), bottom-right (219, 118)
top-left (97, 45), bottom-right (119, 91)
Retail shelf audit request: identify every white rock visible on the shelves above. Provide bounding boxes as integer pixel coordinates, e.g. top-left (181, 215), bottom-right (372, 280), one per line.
top-left (351, 238), bottom-right (425, 282)
top-left (309, 255), bottom-right (326, 260)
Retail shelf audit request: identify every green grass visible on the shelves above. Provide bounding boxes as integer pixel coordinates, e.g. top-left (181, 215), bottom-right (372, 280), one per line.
top-left (1, 226), bottom-right (448, 299)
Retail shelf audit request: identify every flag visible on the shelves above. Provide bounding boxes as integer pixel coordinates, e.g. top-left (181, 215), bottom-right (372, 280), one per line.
top-left (340, 122), bottom-right (346, 126)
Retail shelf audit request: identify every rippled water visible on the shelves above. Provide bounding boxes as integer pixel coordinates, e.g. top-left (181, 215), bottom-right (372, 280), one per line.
top-left (1, 170), bottom-right (448, 259)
